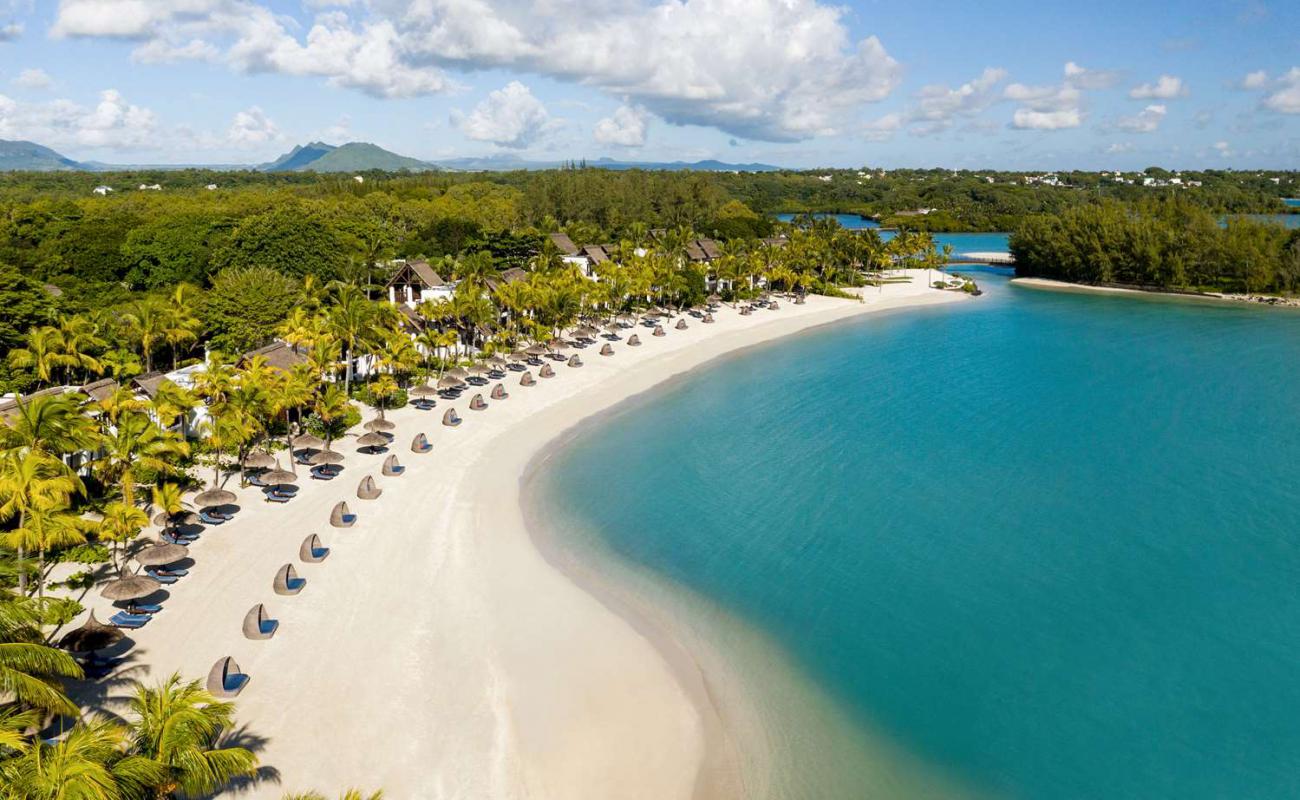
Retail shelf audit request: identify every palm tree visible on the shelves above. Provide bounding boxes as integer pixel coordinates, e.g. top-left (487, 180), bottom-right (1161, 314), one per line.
top-left (0, 392), bottom-right (98, 456)
top-left (326, 284), bottom-right (377, 395)
top-left (0, 597), bottom-right (82, 715)
top-left (7, 327), bottom-right (68, 388)
top-left (127, 673), bottom-right (259, 798)
top-left (93, 410), bottom-right (189, 507)
top-left (4, 504), bottom-right (91, 597)
top-left (265, 366), bottom-right (316, 473)
top-left (55, 315), bottom-right (105, 385)
top-left (120, 297), bottom-right (169, 374)
top-left (0, 449), bottom-right (82, 595)
top-left (1, 717), bottom-right (168, 799)
top-left (98, 502), bottom-right (148, 574)
top-left (197, 409), bottom-right (256, 495)
top-left (283, 791), bottom-right (384, 800)
top-left (312, 384), bottom-right (350, 452)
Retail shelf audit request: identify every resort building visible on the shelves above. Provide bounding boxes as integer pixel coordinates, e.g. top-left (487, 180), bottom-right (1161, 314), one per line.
top-left (385, 260), bottom-right (457, 307)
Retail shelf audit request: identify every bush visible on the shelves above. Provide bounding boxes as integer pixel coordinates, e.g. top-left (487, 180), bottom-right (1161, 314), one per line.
top-left (61, 543), bottom-right (110, 564)
top-left (304, 402), bottom-right (362, 441)
top-left (353, 382), bottom-right (408, 411)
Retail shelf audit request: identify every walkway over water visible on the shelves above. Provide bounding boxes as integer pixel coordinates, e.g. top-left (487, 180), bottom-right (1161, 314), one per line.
top-left (951, 251), bottom-right (1014, 265)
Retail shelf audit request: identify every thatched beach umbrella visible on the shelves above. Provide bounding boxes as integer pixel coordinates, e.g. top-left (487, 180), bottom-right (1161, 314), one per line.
top-left (447, 367), bottom-right (469, 380)
top-left (59, 612), bottom-right (124, 654)
top-left (293, 433), bottom-right (325, 450)
top-left (100, 574), bottom-right (162, 602)
top-left (135, 541), bottom-right (187, 567)
top-left (242, 451), bottom-right (275, 469)
top-left (468, 363), bottom-right (491, 377)
top-left (309, 449), bottom-right (345, 466)
top-left (357, 431), bottom-right (388, 448)
top-left (262, 464), bottom-right (298, 485)
top-left (194, 488), bottom-right (236, 508)
top-left (525, 344), bottom-right (548, 357)
top-left (153, 511), bottom-right (198, 528)
top-left (409, 383), bottom-right (438, 398)
top-left (437, 375), bottom-right (464, 390)
top-left (487, 355), bottom-right (508, 369)
top-left (364, 418), bottom-right (396, 433)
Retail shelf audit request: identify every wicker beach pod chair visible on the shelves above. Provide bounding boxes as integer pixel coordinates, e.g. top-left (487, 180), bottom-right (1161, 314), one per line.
top-left (703, 313), bottom-right (715, 324)
top-left (242, 603), bottom-right (278, 640)
top-left (469, 394), bottom-right (488, 411)
top-left (382, 454), bottom-right (404, 477)
top-left (600, 343), bottom-right (614, 356)
top-left (627, 334), bottom-right (642, 347)
top-left (675, 318), bottom-right (688, 330)
top-left (357, 475), bottom-right (382, 500)
top-left (273, 563), bottom-right (305, 596)
top-left (653, 326), bottom-right (666, 337)
top-left (520, 370), bottom-right (536, 387)
top-left (770, 300), bottom-right (780, 310)
top-left (740, 306), bottom-right (752, 316)
top-left (330, 501), bottom-right (356, 528)
top-left (568, 354), bottom-right (583, 368)
top-left (411, 432), bottom-right (431, 453)
top-left (300, 533), bottom-right (329, 562)
top-left (539, 363), bottom-right (556, 379)
top-left (794, 294), bottom-right (806, 305)
top-left (491, 383), bottom-right (508, 400)
top-left (443, 408), bottom-right (462, 427)
top-left (207, 657), bottom-right (248, 698)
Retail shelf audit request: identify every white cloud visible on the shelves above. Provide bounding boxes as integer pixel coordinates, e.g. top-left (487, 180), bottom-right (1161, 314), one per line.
top-left (1129, 75), bottom-right (1187, 99)
top-left (1002, 61), bottom-right (1117, 130)
top-left (52, 0), bottom-right (903, 142)
top-left (455, 81), bottom-right (557, 148)
top-left (910, 67), bottom-right (1007, 125)
top-left (1105, 142), bottom-right (1134, 154)
top-left (1011, 108), bottom-right (1081, 130)
top-left (1262, 67), bottom-right (1300, 113)
top-left (13, 68), bottom-right (52, 90)
top-left (132, 37), bottom-right (220, 63)
top-left (1213, 140), bottom-right (1233, 157)
top-left (593, 104), bottom-right (650, 147)
top-left (1116, 104), bottom-right (1167, 133)
top-left (227, 105), bottom-right (280, 145)
top-left (1063, 61), bottom-right (1121, 90)
top-left (1240, 70), bottom-right (1269, 90)
top-left (861, 112), bottom-right (903, 142)
top-left (0, 22), bottom-right (21, 41)
top-left (0, 87), bottom-right (156, 150)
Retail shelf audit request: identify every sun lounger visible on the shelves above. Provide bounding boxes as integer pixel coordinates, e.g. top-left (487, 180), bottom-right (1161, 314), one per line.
top-left (198, 512), bottom-right (225, 525)
top-left (126, 603), bottom-right (163, 614)
top-left (82, 657), bottom-right (124, 679)
top-left (151, 567), bottom-right (187, 577)
top-left (247, 474), bottom-right (268, 487)
top-left (144, 570), bottom-right (178, 584)
top-left (109, 611), bottom-right (149, 628)
top-left (265, 491), bottom-right (291, 503)
top-left (310, 466), bottom-right (338, 480)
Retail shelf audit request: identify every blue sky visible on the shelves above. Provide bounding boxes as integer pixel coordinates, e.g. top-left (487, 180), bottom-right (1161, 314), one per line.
top-left (0, 0), bottom-right (1295, 168)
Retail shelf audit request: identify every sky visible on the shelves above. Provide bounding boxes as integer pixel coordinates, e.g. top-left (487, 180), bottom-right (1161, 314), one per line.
top-left (0, 0), bottom-right (1296, 169)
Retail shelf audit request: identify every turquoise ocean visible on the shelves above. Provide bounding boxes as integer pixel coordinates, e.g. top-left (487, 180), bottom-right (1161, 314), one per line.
top-left (531, 271), bottom-right (1300, 799)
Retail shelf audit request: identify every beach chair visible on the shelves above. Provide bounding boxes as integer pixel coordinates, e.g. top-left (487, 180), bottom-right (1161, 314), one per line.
top-left (539, 364), bottom-right (555, 379)
top-left (568, 355), bottom-right (583, 368)
top-left (411, 433), bottom-right (432, 453)
top-left (600, 343), bottom-right (614, 356)
top-left (301, 533), bottom-right (330, 562)
top-left (82, 657), bottom-right (124, 680)
top-left (264, 490), bottom-right (291, 503)
top-left (443, 408), bottom-right (463, 426)
top-left (382, 455), bottom-right (404, 476)
top-left (520, 371), bottom-right (536, 387)
top-left (247, 474), bottom-right (268, 488)
top-left (357, 475), bottom-right (382, 500)
top-left (198, 511), bottom-right (225, 525)
top-left (295, 453), bottom-right (313, 466)
top-left (161, 532), bottom-right (192, 546)
top-left (126, 603), bottom-right (163, 615)
top-left (273, 563), bottom-right (306, 596)
top-left (653, 325), bottom-right (666, 337)
top-left (627, 334), bottom-right (641, 347)
top-left (144, 569), bottom-right (178, 585)
top-left (109, 611), bottom-right (149, 629)
top-left (243, 603), bottom-right (279, 640)
top-left (469, 394), bottom-right (487, 411)
top-left (491, 383), bottom-right (508, 400)
top-left (330, 501), bottom-right (356, 528)
top-left (206, 656), bottom-right (248, 698)
top-left (310, 466), bottom-right (337, 481)
top-left (152, 567), bottom-right (188, 577)
top-left (676, 318), bottom-right (688, 330)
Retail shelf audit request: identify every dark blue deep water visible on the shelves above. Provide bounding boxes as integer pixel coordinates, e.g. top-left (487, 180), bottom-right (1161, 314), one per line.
top-left (540, 275), bottom-right (1300, 799)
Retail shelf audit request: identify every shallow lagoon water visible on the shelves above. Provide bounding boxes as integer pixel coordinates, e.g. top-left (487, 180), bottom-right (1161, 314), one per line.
top-left (537, 274), bottom-right (1300, 799)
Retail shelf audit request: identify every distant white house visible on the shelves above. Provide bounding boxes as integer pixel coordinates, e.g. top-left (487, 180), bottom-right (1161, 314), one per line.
top-left (817, 174), bottom-right (833, 182)
top-left (92, 185), bottom-right (113, 195)
top-left (205, 184), bottom-right (218, 191)
top-left (353, 175), bottom-right (365, 184)
top-left (138, 183), bottom-right (162, 191)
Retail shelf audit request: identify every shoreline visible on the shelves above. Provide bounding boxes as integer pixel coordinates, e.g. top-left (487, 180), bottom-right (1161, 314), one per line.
top-left (1011, 277), bottom-right (1300, 308)
top-left (71, 275), bottom-right (967, 799)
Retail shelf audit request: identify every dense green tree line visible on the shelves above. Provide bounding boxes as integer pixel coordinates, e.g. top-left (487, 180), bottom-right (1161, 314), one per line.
top-left (1010, 198), bottom-right (1300, 294)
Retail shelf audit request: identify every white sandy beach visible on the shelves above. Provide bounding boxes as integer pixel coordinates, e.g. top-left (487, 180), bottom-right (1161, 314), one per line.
top-left (69, 272), bottom-right (966, 799)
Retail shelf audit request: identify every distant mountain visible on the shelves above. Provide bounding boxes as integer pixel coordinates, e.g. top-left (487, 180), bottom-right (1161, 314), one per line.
top-left (260, 141), bottom-right (433, 173)
top-left (431, 154), bottom-right (782, 172)
top-left (0, 137), bottom-right (782, 174)
top-left (0, 140), bottom-right (83, 171)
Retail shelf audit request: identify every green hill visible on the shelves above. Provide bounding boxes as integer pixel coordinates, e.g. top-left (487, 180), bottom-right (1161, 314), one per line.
top-left (0, 140), bottom-right (83, 171)
top-left (259, 141), bottom-right (433, 173)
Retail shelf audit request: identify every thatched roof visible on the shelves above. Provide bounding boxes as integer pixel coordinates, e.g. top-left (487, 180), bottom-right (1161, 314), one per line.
top-left (0, 387), bottom-right (66, 421)
top-left (131, 371), bottom-right (166, 399)
top-left (79, 378), bottom-right (119, 402)
top-left (548, 232), bottom-right (581, 256)
top-left (582, 244), bottom-right (612, 264)
top-left (239, 341), bottom-right (307, 372)
top-left (387, 259), bottom-right (446, 289)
